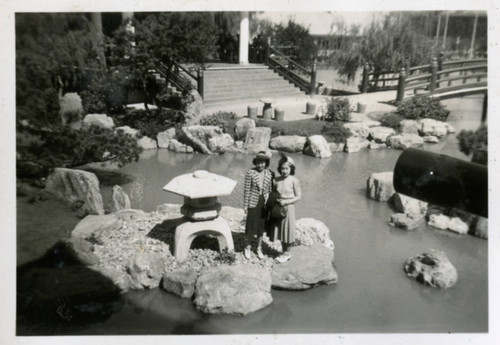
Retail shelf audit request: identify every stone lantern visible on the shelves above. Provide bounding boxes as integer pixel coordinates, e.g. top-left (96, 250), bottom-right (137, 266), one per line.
top-left (163, 170), bottom-right (237, 262)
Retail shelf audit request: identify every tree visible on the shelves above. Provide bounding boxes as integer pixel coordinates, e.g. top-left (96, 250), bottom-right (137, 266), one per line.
top-left (273, 20), bottom-right (318, 68)
top-left (329, 12), bottom-right (436, 81)
top-left (457, 125), bottom-right (487, 165)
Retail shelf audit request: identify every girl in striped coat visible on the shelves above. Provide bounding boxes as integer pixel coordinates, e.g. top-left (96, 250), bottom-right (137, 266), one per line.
top-left (243, 151), bottom-right (274, 259)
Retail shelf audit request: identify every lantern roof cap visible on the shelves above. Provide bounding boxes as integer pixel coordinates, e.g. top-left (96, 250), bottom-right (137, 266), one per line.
top-left (163, 170), bottom-right (237, 199)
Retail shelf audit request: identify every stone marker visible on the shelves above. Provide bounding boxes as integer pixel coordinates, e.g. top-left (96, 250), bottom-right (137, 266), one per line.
top-left (244, 127), bottom-right (272, 153)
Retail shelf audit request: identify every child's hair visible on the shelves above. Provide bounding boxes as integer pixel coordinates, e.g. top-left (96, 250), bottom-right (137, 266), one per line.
top-left (278, 161), bottom-right (295, 175)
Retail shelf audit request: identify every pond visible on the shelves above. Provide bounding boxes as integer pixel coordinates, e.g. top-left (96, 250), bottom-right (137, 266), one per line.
top-left (16, 95), bottom-right (487, 335)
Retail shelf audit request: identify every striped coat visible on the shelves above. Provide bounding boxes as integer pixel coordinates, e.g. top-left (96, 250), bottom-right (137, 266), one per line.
top-left (243, 168), bottom-right (274, 209)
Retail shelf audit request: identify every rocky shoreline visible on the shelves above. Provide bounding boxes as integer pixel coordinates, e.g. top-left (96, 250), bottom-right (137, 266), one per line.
top-left (66, 203), bottom-right (338, 315)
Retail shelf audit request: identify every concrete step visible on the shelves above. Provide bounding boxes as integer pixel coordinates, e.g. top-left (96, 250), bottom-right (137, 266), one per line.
top-left (204, 83), bottom-right (298, 95)
top-left (203, 90), bottom-right (303, 104)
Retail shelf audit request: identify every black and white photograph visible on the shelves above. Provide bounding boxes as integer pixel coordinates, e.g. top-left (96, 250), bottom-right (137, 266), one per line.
top-left (1, 0), bottom-right (498, 344)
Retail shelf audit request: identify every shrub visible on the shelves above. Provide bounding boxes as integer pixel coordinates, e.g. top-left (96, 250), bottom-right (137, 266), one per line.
top-left (325, 97), bottom-right (352, 123)
top-left (59, 92), bottom-right (83, 124)
top-left (199, 111), bottom-right (238, 132)
top-left (396, 95), bottom-right (450, 121)
top-left (457, 125), bottom-right (487, 165)
top-left (81, 89), bottom-right (107, 114)
top-left (218, 248), bottom-right (236, 264)
top-left (320, 122), bottom-right (352, 144)
top-left (379, 112), bottom-right (404, 129)
top-left (115, 108), bottom-right (185, 138)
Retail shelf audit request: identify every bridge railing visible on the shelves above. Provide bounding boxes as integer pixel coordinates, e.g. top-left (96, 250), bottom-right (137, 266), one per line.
top-left (266, 42), bottom-right (317, 95)
top-left (156, 61), bottom-right (204, 98)
top-left (396, 58), bottom-right (487, 102)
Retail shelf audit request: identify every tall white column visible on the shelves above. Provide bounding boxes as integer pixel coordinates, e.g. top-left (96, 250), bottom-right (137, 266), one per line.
top-left (239, 11), bottom-right (249, 65)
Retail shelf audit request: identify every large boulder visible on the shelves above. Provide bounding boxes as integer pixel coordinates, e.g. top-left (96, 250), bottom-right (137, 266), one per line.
top-left (45, 168), bottom-right (104, 215)
top-left (162, 268), bottom-right (198, 299)
top-left (137, 136), bottom-right (158, 150)
top-left (422, 135), bottom-right (439, 143)
top-left (387, 134), bottom-right (424, 150)
top-left (83, 114), bottom-right (115, 130)
top-left (344, 136), bottom-right (370, 153)
top-left (194, 265), bottom-right (273, 315)
top-left (70, 214), bottom-right (121, 241)
top-left (234, 118), bottom-right (256, 140)
top-left (168, 139), bottom-right (194, 153)
top-left (157, 128), bottom-right (176, 148)
top-left (404, 250), bottom-right (457, 289)
top-left (269, 135), bottom-right (307, 153)
top-left (271, 244), bottom-right (337, 290)
top-left (303, 135), bottom-right (332, 158)
top-left (184, 89), bottom-right (203, 125)
top-left (399, 120), bottom-right (419, 135)
top-left (343, 122), bottom-right (370, 138)
top-left (295, 218), bottom-right (334, 250)
top-left (418, 118), bottom-right (448, 137)
top-left (393, 193), bottom-right (427, 216)
top-left (428, 214), bottom-right (468, 235)
top-left (108, 185), bottom-right (131, 212)
top-left (126, 252), bottom-right (166, 290)
top-left (181, 125), bottom-right (229, 154)
top-left (469, 216), bottom-right (488, 239)
top-left (369, 126), bottom-right (396, 143)
top-left (244, 127), bottom-right (272, 153)
top-left (389, 213), bottom-right (424, 230)
top-left (366, 171), bottom-right (395, 202)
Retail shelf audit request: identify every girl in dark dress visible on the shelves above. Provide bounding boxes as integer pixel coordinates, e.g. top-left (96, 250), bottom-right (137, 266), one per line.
top-left (243, 151), bottom-right (274, 259)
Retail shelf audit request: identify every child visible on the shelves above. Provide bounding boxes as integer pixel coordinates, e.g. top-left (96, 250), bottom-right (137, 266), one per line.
top-left (243, 151), bottom-right (274, 259)
top-left (273, 155), bottom-right (301, 263)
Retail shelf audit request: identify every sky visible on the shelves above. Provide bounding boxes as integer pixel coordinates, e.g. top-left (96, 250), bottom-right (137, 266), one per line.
top-left (255, 11), bottom-right (387, 35)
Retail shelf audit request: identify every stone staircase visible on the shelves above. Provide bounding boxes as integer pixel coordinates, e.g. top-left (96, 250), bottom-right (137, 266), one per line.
top-left (202, 65), bottom-right (306, 106)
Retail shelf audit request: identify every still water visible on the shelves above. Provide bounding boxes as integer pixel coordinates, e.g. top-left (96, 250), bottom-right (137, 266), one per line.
top-left (17, 96), bottom-right (487, 334)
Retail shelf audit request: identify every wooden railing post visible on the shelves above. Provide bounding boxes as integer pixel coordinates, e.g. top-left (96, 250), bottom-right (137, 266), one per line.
top-left (197, 68), bottom-right (204, 99)
top-left (430, 57), bottom-right (438, 93)
top-left (361, 63), bottom-right (370, 93)
top-left (396, 67), bottom-right (406, 103)
top-left (309, 59), bottom-right (317, 95)
top-left (481, 93), bottom-right (487, 123)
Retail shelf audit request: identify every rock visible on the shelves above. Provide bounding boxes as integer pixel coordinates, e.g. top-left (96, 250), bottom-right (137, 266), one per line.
top-left (303, 135), bottom-right (332, 158)
top-left (428, 214), bottom-right (450, 230)
top-left (393, 193), bottom-right (427, 216)
top-left (389, 213), bottom-right (424, 230)
top-left (399, 120), bottom-right (419, 134)
top-left (244, 127), bottom-right (272, 153)
top-left (194, 265), bottom-right (273, 315)
top-left (418, 119), bottom-right (449, 137)
top-left (220, 133), bottom-right (235, 149)
top-left (137, 136), bottom-right (158, 150)
top-left (470, 216), bottom-right (488, 239)
top-left (366, 171), bottom-right (394, 202)
top-left (343, 122), bottom-right (370, 138)
top-left (162, 268), bottom-right (198, 299)
top-left (71, 214), bottom-right (121, 242)
top-left (109, 185), bottom-right (131, 212)
top-left (369, 142), bottom-right (387, 150)
top-left (448, 217), bottom-right (469, 235)
top-left (235, 140), bottom-right (244, 149)
top-left (234, 118), bottom-right (256, 140)
top-left (83, 114), bottom-right (115, 130)
top-left (184, 89), bottom-right (203, 125)
top-left (365, 120), bottom-right (381, 128)
top-left (328, 142), bottom-right (345, 152)
top-left (157, 128), bottom-right (176, 148)
top-left (116, 126), bottom-right (139, 137)
top-left (295, 218), bottom-right (335, 250)
top-left (271, 244), bottom-right (337, 290)
top-left (369, 126), bottom-right (396, 143)
top-left (168, 139), bottom-right (194, 153)
top-left (387, 134), bottom-right (424, 150)
top-left (269, 135), bottom-right (307, 152)
top-left (404, 250), bottom-right (457, 288)
top-left (422, 135), bottom-right (439, 143)
top-left (126, 252), bottom-right (166, 290)
top-left (182, 125), bottom-right (228, 154)
top-left (344, 136), bottom-right (370, 153)
top-left (45, 168), bottom-right (104, 215)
